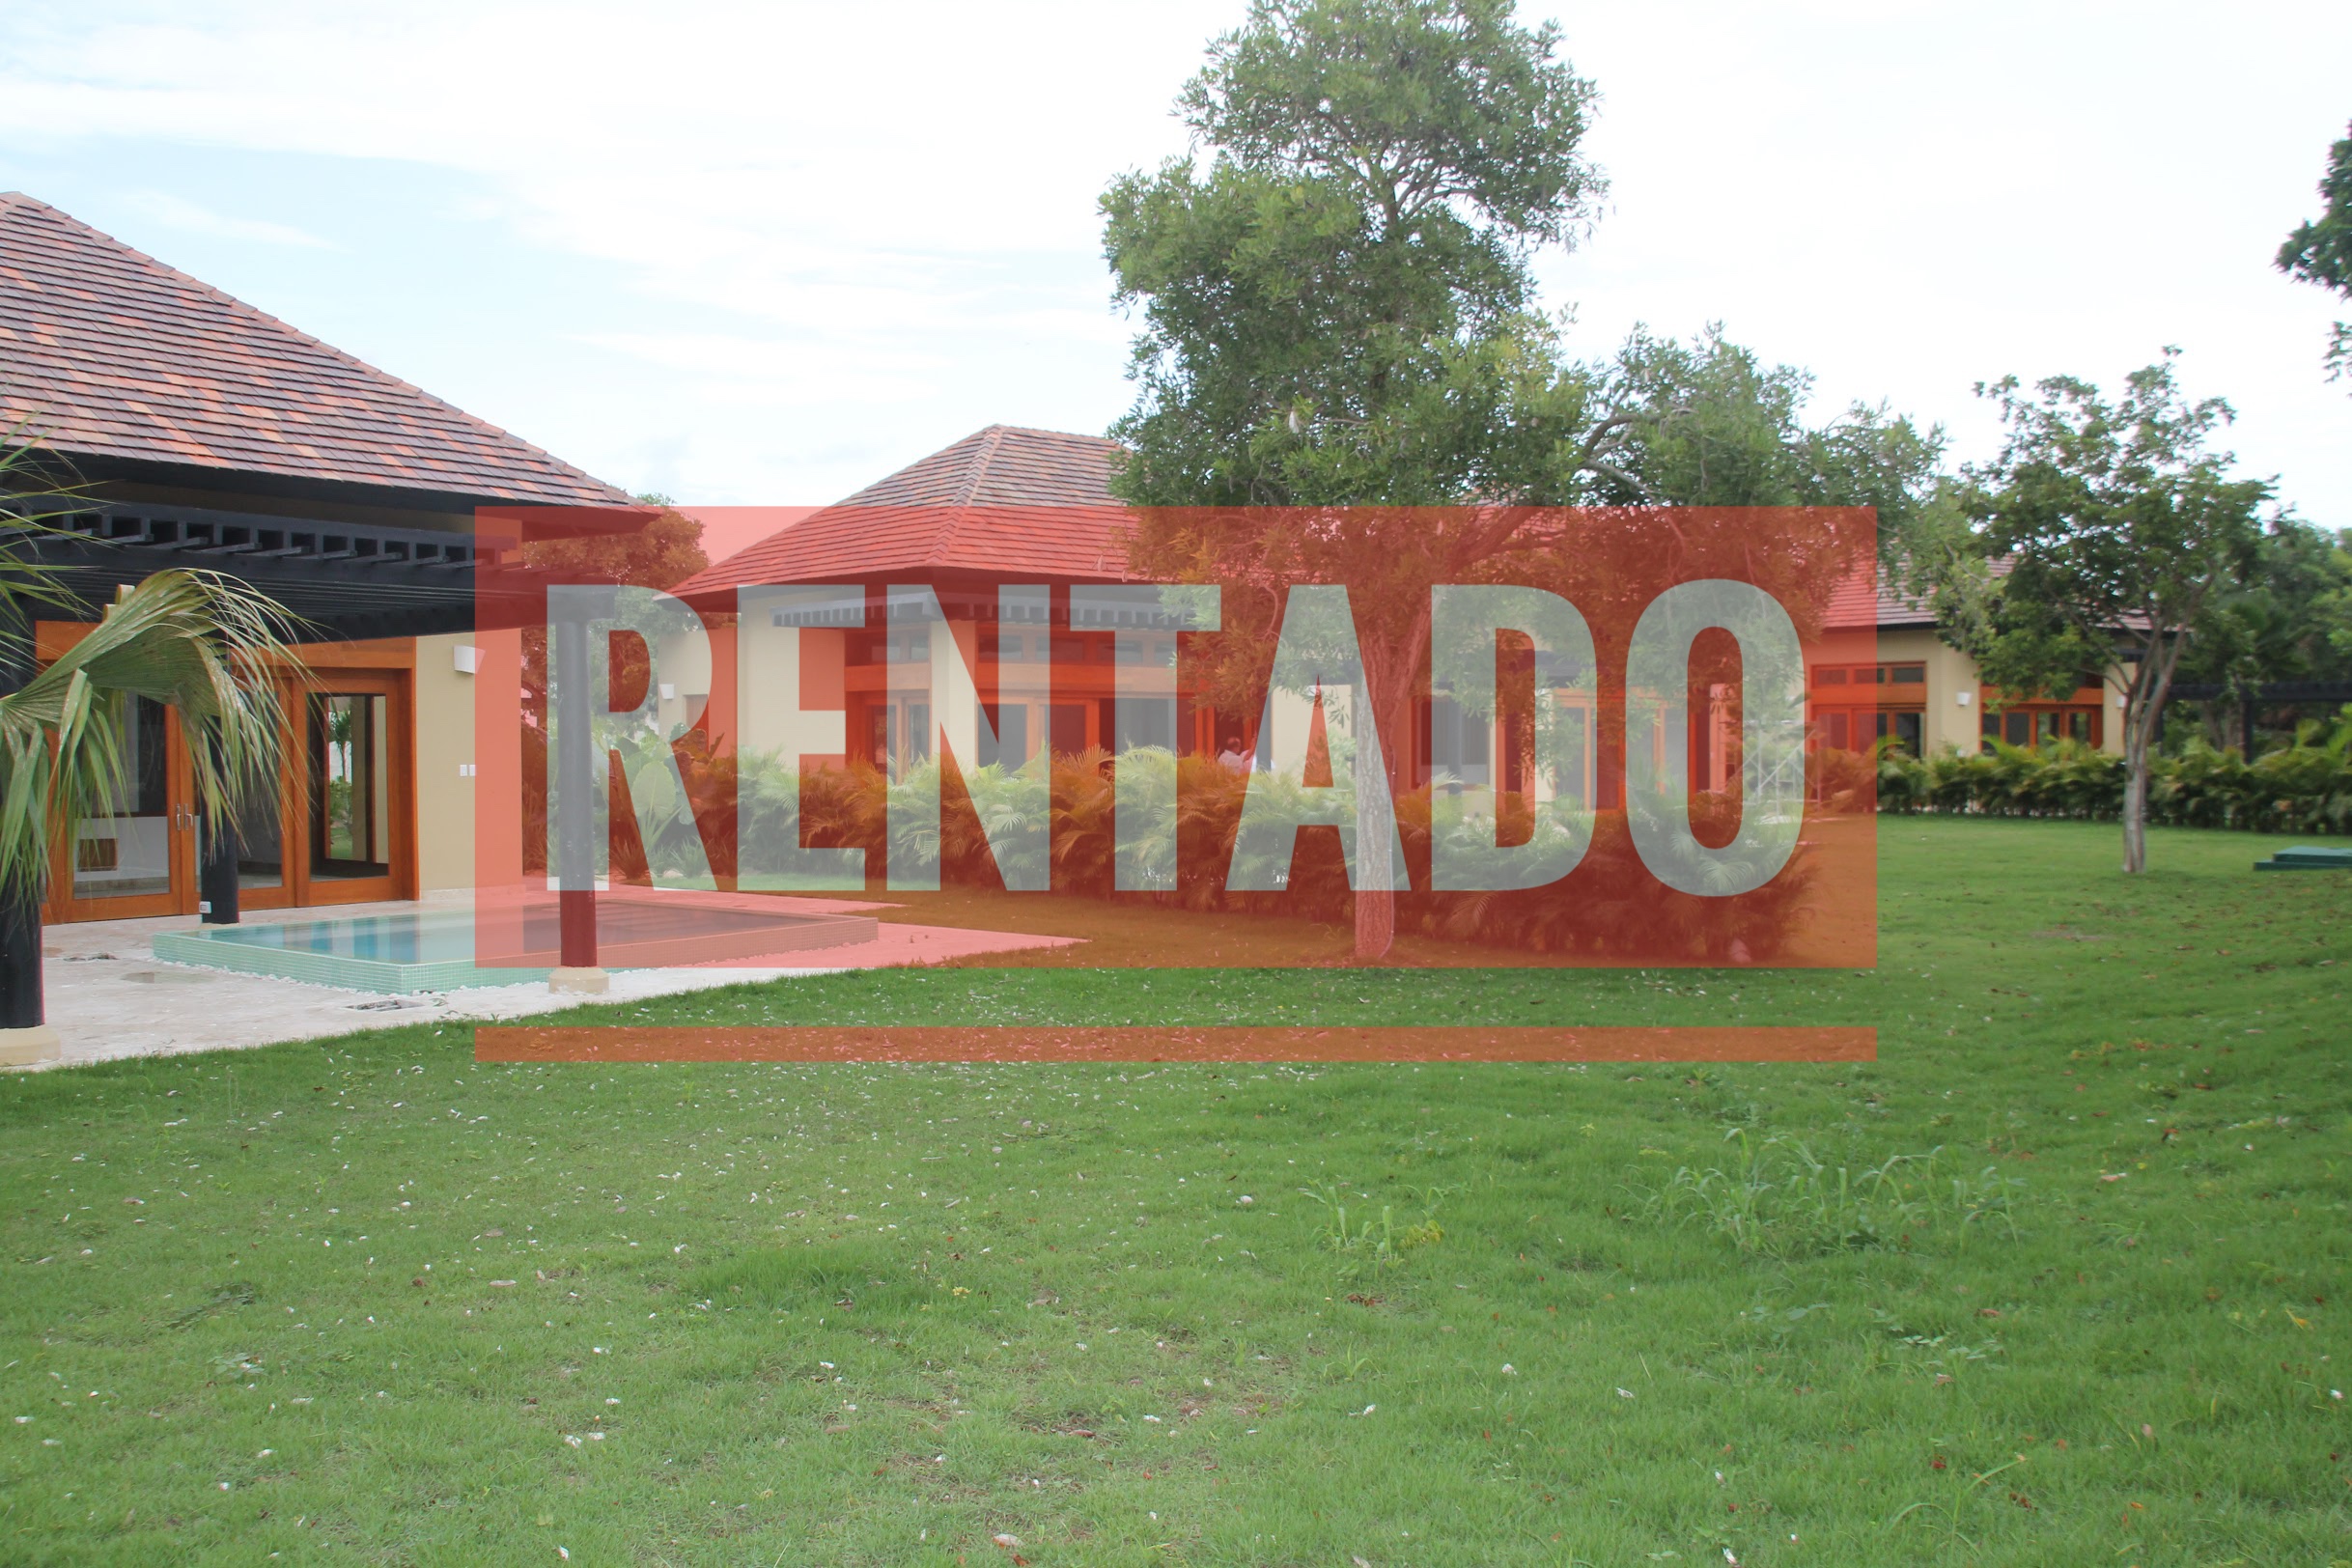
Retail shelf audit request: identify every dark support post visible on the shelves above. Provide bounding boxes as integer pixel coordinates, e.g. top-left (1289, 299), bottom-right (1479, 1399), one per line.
top-left (199, 820), bottom-right (240, 926)
top-left (0, 640), bottom-right (59, 1064)
top-left (0, 883), bottom-right (42, 1029)
top-left (196, 726), bottom-right (239, 926)
top-left (550, 610), bottom-right (604, 994)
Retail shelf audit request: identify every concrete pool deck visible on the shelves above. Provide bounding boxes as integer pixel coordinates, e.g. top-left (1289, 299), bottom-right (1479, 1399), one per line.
top-left (27, 894), bottom-right (1079, 1068)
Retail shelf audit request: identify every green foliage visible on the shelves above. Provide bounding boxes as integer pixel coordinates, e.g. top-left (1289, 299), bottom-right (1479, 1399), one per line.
top-left (1937, 350), bottom-right (2277, 870)
top-left (1872, 719), bottom-right (2352, 833)
top-left (1104, 0), bottom-right (1604, 511)
top-left (1298, 1181), bottom-right (1448, 1276)
top-left (2276, 119), bottom-right (2352, 380)
top-left (1647, 1129), bottom-right (2023, 1260)
top-left (2, 437), bottom-right (302, 898)
top-left (0, 548), bottom-right (298, 899)
top-left (1947, 351), bottom-right (2272, 706)
top-left (1102, 1), bottom-right (1942, 954)
top-left (2173, 518), bottom-right (2352, 708)
top-left (1593, 325), bottom-right (1946, 548)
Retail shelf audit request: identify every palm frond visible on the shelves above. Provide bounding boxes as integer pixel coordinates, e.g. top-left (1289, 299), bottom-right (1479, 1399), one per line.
top-left (0, 569), bottom-right (305, 897)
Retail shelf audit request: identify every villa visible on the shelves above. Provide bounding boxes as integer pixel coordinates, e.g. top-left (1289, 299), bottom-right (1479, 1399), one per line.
top-left (2, 190), bottom-right (2126, 953)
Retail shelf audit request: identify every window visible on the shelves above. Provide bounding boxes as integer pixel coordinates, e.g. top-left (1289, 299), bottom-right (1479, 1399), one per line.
top-left (1810, 661), bottom-right (1926, 686)
top-left (71, 696), bottom-right (173, 901)
top-left (1981, 706), bottom-right (2101, 750)
top-left (982, 704), bottom-right (1030, 769)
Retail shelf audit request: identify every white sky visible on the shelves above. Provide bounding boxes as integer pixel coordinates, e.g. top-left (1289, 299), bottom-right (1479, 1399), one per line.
top-left (1, 1), bottom-right (2345, 518)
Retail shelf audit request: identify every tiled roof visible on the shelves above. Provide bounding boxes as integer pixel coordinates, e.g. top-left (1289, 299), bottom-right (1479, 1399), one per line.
top-left (0, 192), bottom-right (630, 507)
top-left (679, 425), bottom-right (1131, 593)
top-left (1824, 566), bottom-right (1938, 630)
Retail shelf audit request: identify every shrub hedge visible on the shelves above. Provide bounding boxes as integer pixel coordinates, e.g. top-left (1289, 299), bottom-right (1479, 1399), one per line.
top-left (1867, 714), bottom-right (2352, 834)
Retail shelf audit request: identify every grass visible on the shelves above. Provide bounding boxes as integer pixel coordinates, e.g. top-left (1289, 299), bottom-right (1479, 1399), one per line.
top-left (0, 816), bottom-right (2346, 1566)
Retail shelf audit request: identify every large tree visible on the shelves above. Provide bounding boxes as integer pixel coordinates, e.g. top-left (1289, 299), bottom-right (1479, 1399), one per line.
top-left (1939, 352), bottom-right (2273, 874)
top-left (2277, 120), bottom-right (2352, 384)
top-left (1105, 0), bottom-right (1606, 516)
top-left (1102, 0), bottom-right (1610, 958)
top-left (1103, 0), bottom-right (1941, 957)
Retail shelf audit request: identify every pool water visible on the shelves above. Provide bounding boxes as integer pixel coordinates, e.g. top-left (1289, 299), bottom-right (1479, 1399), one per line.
top-left (154, 898), bottom-right (879, 994)
top-left (206, 910), bottom-right (480, 965)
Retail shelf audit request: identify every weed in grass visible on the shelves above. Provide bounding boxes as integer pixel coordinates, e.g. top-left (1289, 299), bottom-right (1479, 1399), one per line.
top-left (1648, 1128), bottom-right (2027, 1258)
top-left (1298, 1181), bottom-right (1448, 1277)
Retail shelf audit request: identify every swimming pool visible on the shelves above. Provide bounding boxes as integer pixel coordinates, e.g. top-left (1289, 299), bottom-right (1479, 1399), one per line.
top-left (153, 897), bottom-right (880, 994)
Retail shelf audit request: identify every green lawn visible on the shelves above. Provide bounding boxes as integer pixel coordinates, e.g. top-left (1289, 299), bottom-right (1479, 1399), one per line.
top-left (3, 818), bottom-right (2348, 1566)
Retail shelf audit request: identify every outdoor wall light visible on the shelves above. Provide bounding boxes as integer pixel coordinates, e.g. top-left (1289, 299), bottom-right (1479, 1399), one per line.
top-left (454, 644), bottom-right (481, 675)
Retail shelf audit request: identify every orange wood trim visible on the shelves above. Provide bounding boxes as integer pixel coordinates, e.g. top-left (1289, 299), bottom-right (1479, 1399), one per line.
top-left (36, 621), bottom-right (416, 672)
top-left (33, 621), bottom-right (90, 661)
top-left (294, 637), bottom-right (415, 671)
top-left (1979, 684), bottom-right (2108, 706)
top-left (393, 670), bottom-right (418, 900)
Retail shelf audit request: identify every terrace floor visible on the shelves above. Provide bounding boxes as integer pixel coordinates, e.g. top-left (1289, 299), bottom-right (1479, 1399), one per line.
top-left (30, 892), bottom-right (1078, 1067)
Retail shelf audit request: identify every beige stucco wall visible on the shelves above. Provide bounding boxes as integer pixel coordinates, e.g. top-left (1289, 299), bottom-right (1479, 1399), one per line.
top-left (2100, 667), bottom-right (2130, 755)
top-left (1875, 628), bottom-right (1979, 755)
top-left (1873, 627), bottom-right (2128, 757)
top-left (411, 632), bottom-right (476, 893)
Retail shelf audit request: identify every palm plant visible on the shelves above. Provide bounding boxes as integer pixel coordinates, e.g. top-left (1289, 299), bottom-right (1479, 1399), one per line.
top-left (0, 438), bottom-right (299, 901)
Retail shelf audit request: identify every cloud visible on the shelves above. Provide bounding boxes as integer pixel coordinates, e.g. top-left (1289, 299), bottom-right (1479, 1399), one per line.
top-left (1, 0), bottom-right (2345, 514)
top-left (119, 189), bottom-right (333, 248)
top-left (571, 331), bottom-right (944, 407)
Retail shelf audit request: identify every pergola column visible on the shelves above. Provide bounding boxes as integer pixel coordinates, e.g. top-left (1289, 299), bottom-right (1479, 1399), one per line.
top-left (548, 611), bottom-right (605, 995)
top-left (0, 642), bottom-right (60, 1066)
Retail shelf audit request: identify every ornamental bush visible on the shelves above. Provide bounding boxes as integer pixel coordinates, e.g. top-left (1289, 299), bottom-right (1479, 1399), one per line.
top-left (1866, 713), bottom-right (2352, 834)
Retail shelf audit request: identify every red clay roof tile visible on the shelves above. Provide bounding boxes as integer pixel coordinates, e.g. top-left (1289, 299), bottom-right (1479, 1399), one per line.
top-left (679, 424), bottom-right (1131, 591)
top-left (0, 191), bottom-right (629, 506)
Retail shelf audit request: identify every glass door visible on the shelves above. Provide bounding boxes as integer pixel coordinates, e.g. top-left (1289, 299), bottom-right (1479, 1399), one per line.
top-left (47, 695), bottom-right (197, 922)
top-left (297, 674), bottom-right (409, 906)
top-left (220, 672), bottom-right (297, 912)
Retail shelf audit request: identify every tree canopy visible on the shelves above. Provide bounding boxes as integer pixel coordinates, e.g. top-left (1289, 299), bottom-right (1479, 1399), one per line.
top-left (1101, 0), bottom-right (1949, 951)
top-left (2277, 120), bottom-right (2352, 382)
top-left (1103, 0), bottom-right (1604, 512)
top-left (1938, 351), bottom-right (2274, 871)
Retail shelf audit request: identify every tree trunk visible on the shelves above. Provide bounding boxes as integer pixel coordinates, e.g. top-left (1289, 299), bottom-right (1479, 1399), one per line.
top-left (2119, 646), bottom-right (2177, 876)
top-left (2120, 714), bottom-right (2148, 874)
top-left (1353, 676), bottom-right (1398, 962)
top-left (1351, 600), bottom-right (1431, 965)
top-left (0, 641), bottom-right (44, 1035)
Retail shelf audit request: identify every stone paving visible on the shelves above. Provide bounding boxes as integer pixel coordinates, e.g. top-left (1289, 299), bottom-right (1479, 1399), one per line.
top-left (28, 894), bottom-right (1077, 1068)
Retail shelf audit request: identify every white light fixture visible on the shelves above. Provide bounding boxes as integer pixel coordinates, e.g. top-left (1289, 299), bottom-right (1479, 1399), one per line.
top-left (658, 683), bottom-right (678, 701)
top-left (1956, 690), bottom-right (1971, 707)
top-left (453, 644), bottom-right (480, 675)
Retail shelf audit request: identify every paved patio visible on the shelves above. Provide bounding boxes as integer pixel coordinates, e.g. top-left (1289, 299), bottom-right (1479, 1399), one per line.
top-left (30, 894), bottom-right (1078, 1068)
